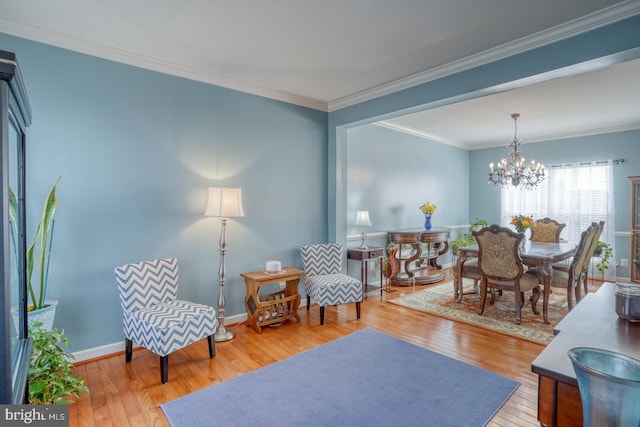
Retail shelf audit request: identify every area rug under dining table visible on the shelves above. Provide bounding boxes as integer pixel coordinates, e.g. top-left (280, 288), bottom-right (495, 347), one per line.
top-left (389, 280), bottom-right (600, 345)
top-left (160, 328), bottom-right (519, 427)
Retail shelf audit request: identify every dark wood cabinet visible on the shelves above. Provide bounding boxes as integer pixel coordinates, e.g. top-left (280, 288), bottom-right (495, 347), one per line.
top-left (631, 176), bottom-right (640, 283)
top-left (0, 49), bottom-right (32, 404)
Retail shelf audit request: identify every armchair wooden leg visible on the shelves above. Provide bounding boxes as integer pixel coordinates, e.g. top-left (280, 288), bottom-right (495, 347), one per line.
top-left (160, 355), bottom-right (169, 384)
top-left (208, 335), bottom-right (215, 358)
top-left (530, 287), bottom-right (540, 315)
top-left (307, 294), bottom-right (311, 310)
top-left (320, 306), bottom-right (325, 325)
top-left (125, 338), bottom-right (133, 363)
top-left (356, 301), bottom-right (361, 320)
top-left (478, 280), bottom-right (487, 315)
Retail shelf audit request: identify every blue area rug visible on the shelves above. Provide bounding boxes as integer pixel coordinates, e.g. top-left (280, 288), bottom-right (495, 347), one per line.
top-left (160, 328), bottom-right (519, 427)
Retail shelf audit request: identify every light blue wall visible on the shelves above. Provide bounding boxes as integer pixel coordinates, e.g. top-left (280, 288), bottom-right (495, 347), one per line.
top-left (2, 13), bottom-right (640, 354)
top-left (470, 130), bottom-right (640, 277)
top-left (347, 124), bottom-right (469, 234)
top-left (0, 34), bottom-right (328, 351)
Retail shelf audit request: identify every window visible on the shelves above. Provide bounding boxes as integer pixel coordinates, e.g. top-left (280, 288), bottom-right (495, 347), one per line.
top-left (501, 160), bottom-right (615, 277)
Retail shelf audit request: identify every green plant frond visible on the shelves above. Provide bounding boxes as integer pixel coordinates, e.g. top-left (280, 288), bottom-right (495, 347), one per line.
top-left (37, 177), bottom-right (60, 308)
top-left (595, 241), bottom-right (613, 273)
top-left (26, 225), bottom-right (41, 309)
top-left (28, 321), bottom-right (89, 404)
top-left (8, 187), bottom-right (18, 235)
top-left (24, 178), bottom-right (61, 310)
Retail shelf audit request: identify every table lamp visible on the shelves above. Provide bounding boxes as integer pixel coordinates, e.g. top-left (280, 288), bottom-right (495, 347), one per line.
top-left (355, 210), bottom-right (372, 250)
top-left (205, 187), bottom-right (245, 342)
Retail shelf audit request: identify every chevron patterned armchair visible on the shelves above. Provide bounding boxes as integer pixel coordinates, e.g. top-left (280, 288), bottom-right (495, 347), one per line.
top-left (114, 258), bottom-right (217, 384)
top-left (299, 243), bottom-right (363, 325)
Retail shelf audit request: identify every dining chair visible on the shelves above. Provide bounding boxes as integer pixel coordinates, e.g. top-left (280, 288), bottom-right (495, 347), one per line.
top-left (114, 258), bottom-right (216, 383)
top-left (454, 258), bottom-right (482, 301)
top-left (530, 217), bottom-right (566, 243)
top-left (473, 224), bottom-right (543, 325)
top-left (580, 221), bottom-right (605, 296)
top-left (299, 243), bottom-right (363, 325)
top-left (531, 223), bottom-right (598, 310)
top-left (551, 221), bottom-right (604, 290)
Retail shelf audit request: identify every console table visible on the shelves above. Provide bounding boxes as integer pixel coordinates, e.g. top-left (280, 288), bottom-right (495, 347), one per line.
top-left (241, 267), bottom-right (303, 333)
top-left (531, 282), bottom-right (640, 426)
top-left (386, 228), bottom-right (450, 286)
top-left (347, 247), bottom-right (384, 296)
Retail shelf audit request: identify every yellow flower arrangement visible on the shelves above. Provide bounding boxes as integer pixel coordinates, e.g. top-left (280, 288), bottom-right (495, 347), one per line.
top-left (419, 202), bottom-right (437, 216)
top-left (510, 214), bottom-right (535, 234)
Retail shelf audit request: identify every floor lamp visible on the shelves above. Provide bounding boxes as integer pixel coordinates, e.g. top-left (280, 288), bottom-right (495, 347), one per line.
top-left (204, 187), bottom-right (245, 342)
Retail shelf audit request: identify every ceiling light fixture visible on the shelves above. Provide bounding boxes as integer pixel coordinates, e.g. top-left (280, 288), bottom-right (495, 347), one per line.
top-left (488, 113), bottom-right (545, 189)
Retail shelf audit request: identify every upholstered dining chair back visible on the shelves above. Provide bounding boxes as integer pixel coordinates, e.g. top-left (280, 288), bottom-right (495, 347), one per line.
top-left (569, 224), bottom-right (598, 280)
top-left (473, 224), bottom-right (542, 325)
top-left (299, 243), bottom-right (363, 325)
top-left (580, 221), bottom-right (605, 288)
top-left (534, 223), bottom-right (598, 310)
top-left (530, 217), bottom-right (566, 243)
top-left (114, 258), bottom-right (216, 383)
top-left (474, 225), bottom-right (523, 281)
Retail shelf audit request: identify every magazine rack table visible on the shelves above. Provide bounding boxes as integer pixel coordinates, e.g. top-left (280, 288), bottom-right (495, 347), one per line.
top-left (241, 267), bottom-right (303, 333)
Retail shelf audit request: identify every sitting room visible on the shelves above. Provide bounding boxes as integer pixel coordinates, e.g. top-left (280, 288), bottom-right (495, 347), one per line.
top-left (1, 2), bottom-right (640, 426)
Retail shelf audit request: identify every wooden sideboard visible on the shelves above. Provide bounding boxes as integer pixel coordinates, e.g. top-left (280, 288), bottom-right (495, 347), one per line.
top-left (387, 228), bottom-right (450, 286)
top-left (531, 282), bottom-right (640, 426)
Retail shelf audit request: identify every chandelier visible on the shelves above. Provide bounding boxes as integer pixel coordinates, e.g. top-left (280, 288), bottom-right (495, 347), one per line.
top-left (488, 113), bottom-right (545, 189)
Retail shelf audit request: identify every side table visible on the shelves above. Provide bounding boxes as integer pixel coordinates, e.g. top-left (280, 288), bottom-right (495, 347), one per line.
top-left (347, 247), bottom-right (384, 296)
top-left (240, 267), bottom-right (304, 334)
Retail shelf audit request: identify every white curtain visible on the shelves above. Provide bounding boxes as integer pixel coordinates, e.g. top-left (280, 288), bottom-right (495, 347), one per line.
top-left (501, 160), bottom-right (615, 278)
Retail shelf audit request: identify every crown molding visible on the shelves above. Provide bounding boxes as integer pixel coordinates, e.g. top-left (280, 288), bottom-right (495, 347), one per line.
top-left (1, 2), bottom-right (638, 114)
top-left (375, 121), bottom-right (470, 149)
top-left (377, 120), bottom-right (640, 151)
top-left (328, 2), bottom-right (640, 112)
top-left (0, 18), bottom-right (328, 112)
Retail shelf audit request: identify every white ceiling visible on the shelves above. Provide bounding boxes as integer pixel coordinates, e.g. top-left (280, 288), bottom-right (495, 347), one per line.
top-left (1, 0), bottom-right (640, 147)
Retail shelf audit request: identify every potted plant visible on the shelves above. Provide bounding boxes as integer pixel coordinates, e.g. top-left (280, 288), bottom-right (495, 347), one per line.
top-left (469, 218), bottom-right (488, 233)
top-left (450, 233), bottom-right (475, 256)
top-left (9, 178), bottom-right (61, 329)
top-left (28, 321), bottom-right (89, 404)
top-left (594, 241), bottom-right (613, 276)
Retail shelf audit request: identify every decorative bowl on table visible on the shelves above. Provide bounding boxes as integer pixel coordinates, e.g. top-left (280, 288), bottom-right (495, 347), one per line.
top-left (615, 283), bottom-right (640, 322)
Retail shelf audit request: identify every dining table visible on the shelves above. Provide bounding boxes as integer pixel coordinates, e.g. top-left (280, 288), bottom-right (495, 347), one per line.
top-left (454, 240), bottom-right (577, 324)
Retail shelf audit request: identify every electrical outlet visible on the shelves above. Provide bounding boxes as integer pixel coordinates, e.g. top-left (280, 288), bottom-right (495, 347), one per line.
top-left (621, 258), bottom-right (629, 267)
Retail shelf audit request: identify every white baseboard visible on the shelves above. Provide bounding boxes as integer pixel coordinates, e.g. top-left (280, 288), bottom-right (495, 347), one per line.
top-left (71, 307), bottom-right (311, 362)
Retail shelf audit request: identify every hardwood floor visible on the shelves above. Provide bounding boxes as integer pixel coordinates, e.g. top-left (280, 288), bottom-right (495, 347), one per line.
top-left (69, 272), bottom-right (548, 426)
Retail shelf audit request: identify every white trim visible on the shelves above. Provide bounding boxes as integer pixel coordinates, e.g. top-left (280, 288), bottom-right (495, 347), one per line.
top-left (375, 121), bottom-right (469, 149)
top-left (71, 312), bottom-right (249, 362)
top-left (0, 18), bottom-right (327, 112)
top-left (2, 3), bottom-right (639, 112)
top-left (328, 2), bottom-right (640, 111)
top-left (378, 120), bottom-right (640, 149)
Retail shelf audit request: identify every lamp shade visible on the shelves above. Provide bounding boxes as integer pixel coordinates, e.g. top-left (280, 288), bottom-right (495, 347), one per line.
top-left (355, 210), bottom-right (372, 227)
top-left (204, 187), bottom-right (245, 218)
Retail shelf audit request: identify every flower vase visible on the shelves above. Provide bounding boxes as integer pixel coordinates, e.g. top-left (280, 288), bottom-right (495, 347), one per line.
top-left (517, 230), bottom-right (526, 252)
top-left (424, 215), bottom-right (432, 230)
